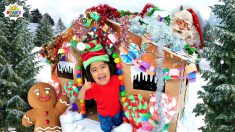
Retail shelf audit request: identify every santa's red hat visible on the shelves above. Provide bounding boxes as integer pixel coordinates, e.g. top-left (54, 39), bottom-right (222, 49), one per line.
top-left (174, 9), bottom-right (204, 49)
top-left (187, 8), bottom-right (204, 49)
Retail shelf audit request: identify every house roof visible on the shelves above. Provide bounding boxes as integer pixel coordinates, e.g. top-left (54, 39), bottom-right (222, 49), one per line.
top-left (41, 19), bottom-right (196, 65)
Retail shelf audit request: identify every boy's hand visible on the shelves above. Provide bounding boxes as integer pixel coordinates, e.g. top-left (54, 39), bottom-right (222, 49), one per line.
top-left (83, 78), bottom-right (91, 90)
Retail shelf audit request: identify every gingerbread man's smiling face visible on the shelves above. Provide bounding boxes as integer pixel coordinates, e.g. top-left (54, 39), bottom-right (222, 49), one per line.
top-left (28, 83), bottom-right (57, 109)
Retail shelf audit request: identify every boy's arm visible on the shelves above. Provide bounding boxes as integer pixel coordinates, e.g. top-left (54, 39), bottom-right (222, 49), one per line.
top-left (78, 79), bottom-right (92, 100)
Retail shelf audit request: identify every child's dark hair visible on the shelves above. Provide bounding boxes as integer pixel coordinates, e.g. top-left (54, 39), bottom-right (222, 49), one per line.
top-left (82, 56), bottom-right (117, 83)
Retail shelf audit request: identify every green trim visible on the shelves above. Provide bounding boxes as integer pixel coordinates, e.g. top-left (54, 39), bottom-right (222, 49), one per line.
top-left (85, 44), bottom-right (91, 50)
top-left (83, 54), bottom-right (110, 69)
top-left (88, 44), bottom-right (103, 52)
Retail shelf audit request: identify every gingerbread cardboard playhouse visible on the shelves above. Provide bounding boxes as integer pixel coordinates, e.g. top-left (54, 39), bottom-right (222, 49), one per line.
top-left (38, 4), bottom-right (201, 131)
top-left (39, 19), bottom-right (197, 132)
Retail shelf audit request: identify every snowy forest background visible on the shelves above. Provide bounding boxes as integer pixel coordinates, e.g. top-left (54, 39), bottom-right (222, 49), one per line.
top-left (0, 0), bottom-right (234, 132)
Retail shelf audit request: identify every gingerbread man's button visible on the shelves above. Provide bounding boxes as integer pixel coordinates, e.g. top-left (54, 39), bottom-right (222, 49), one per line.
top-left (45, 119), bottom-right (49, 125)
top-left (44, 111), bottom-right (48, 116)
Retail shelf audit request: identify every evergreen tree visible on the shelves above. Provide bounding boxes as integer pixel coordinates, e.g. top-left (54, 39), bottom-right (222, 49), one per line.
top-left (55, 18), bottom-right (66, 35)
top-left (30, 9), bottom-right (42, 23)
top-left (0, 0), bottom-right (39, 131)
top-left (201, 21), bottom-right (215, 58)
top-left (203, 21), bottom-right (214, 43)
top-left (43, 13), bottom-right (55, 26)
top-left (34, 17), bottom-right (54, 47)
top-left (194, 0), bottom-right (235, 131)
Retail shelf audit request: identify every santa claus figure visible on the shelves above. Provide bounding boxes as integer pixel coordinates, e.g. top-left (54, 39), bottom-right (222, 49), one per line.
top-left (171, 9), bottom-right (204, 50)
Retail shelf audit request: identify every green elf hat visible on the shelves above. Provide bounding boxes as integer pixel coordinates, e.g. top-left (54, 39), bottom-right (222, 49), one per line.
top-left (76, 39), bottom-right (109, 69)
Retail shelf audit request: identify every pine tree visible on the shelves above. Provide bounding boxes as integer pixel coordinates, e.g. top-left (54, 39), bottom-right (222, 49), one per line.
top-left (34, 17), bottom-right (54, 47)
top-left (203, 22), bottom-right (215, 43)
top-left (43, 13), bottom-right (55, 26)
top-left (194, 0), bottom-right (235, 131)
top-left (30, 9), bottom-right (42, 23)
top-left (55, 18), bottom-right (66, 35)
top-left (201, 21), bottom-right (215, 58)
top-left (0, 0), bottom-right (39, 131)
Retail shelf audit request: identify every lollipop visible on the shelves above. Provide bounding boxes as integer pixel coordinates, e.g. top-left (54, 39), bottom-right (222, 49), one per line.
top-left (122, 94), bottom-right (148, 129)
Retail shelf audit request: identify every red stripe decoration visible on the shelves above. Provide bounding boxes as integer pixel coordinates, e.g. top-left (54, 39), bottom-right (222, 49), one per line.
top-left (87, 41), bottom-right (96, 49)
top-left (81, 49), bottom-right (106, 61)
top-left (87, 39), bottom-right (101, 49)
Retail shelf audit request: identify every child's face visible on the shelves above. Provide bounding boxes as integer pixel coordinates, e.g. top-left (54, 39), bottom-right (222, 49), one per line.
top-left (90, 61), bottom-right (111, 85)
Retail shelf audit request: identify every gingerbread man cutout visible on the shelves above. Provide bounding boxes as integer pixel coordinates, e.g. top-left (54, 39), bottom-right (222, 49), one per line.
top-left (22, 82), bottom-right (69, 132)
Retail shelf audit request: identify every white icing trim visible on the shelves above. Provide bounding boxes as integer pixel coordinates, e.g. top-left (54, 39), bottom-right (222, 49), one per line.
top-left (35, 126), bottom-right (61, 131)
top-left (68, 52), bottom-right (78, 64)
top-left (59, 99), bottom-right (70, 106)
top-left (24, 115), bottom-right (33, 124)
top-left (57, 61), bottom-right (75, 74)
top-left (45, 87), bottom-right (51, 90)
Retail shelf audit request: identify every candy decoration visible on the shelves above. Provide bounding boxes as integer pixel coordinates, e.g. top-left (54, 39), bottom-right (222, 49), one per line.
top-left (121, 97), bottom-right (126, 103)
top-left (116, 63), bottom-right (122, 69)
top-left (71, 103), bottom-right (79, 111)
top-left (148, 93), bottom-right (177, 123)
top-left (116, 69), bottom-right (123, 75)
top-left (129, 43), bottom-right (141, 58)
top-left (102, 24), bottom-right (109, 32)
top-left (120, 53), bottom-right (133, 64)
top-left (120, 91), bottom-right (126, 97)
top-left (122, 94), bottom-right (148, 129)
top-left (84, 18), bottom-right (92, 27)
top-left (75, 64), bottom-right (86, 116)
top-left (63, 81), bottom-right (79, 101)
top-left (108, 34), bottom-right (118, 44)
top-left (114, 58), bottom-right (120, 63)
top-left (185, 63), bottom-right (197, 82)
top-left (140, 113), bottom-right (158, 131)
top-left (120, 43), bottom-right (141, 64)
top-left (48, 80), bottom-right (61, 99)
top-left (168, 69), bottom-right (180, 79)
top-left (90, 12), bottom-right (100, 22)
top-left (112, 52), bottom-right (118, 58)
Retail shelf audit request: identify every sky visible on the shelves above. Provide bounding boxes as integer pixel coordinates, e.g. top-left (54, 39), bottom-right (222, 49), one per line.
top-left (26, 0), bottom-right (220, 26)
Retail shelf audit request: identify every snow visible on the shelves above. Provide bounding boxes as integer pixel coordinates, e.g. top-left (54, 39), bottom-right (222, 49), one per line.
top-left (177, 74), bottom-right (208, 132)
top-left (28, 23), bottom-right (38, 34)
top-left (60, 110), bottom-right (133, 132)
top-left (33, 47), bottom-right (52, 83)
